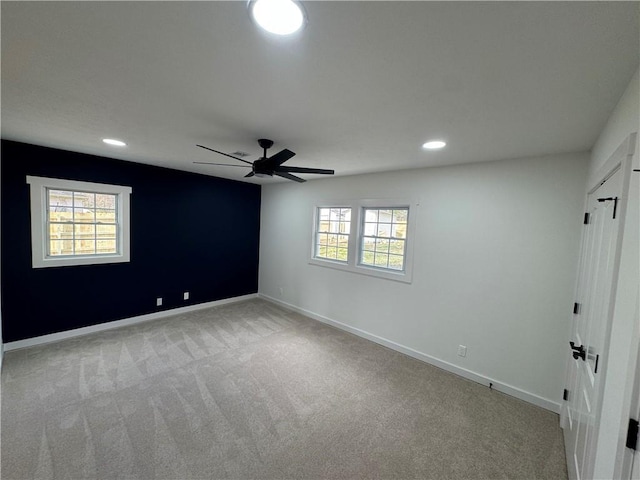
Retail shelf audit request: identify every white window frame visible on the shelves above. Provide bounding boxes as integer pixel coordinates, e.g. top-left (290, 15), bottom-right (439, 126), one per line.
top-left (26, 176), bottom-right (132, 268)
top-left (312, 205), bottom-right (353, 265)
top-left (310, 199), bottom-right (416, 283)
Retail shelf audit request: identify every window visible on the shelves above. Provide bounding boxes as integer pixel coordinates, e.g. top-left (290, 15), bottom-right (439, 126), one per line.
top-left (314, 207), bottom-right (351, 262)
top-left (360, 208), bottom-right (408, 271)
top-left (310, 200), bottom-right (415, 283)
top-left (26, 176), bottom-right (132, 268)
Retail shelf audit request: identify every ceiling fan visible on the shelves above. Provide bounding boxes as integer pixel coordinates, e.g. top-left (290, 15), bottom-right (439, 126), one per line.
top-left (194, 139), bottom-right (334, 183)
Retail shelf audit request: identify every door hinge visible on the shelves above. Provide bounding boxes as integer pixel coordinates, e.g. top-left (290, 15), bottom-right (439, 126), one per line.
top-left (573, 302), bottom-right (581, 314)
top-left (597, 197), bottom-right (619, 219)
top-left (563, 389), bottom-right (569, 401)
top-left (583, 212), bottom-right (590, 225)
top-left (626, 418), bottom-right (639, 451)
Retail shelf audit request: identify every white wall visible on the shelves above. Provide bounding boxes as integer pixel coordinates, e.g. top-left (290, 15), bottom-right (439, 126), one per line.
top-left (259, 152), bottom-right (589, 410)
top-left (0, 151), bottom-right (3, 372)
top-left (590, 67), bottom-right (639, 480)
top-left (590, 68), bottom-right (639, 179)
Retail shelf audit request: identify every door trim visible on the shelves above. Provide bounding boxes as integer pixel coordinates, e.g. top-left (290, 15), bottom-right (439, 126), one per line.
top-left (562, 132), bottom-right (637, 480)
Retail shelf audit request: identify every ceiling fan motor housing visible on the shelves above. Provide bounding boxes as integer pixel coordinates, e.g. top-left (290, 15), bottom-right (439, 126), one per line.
top-left (253, 158), bottom-right (273, 176)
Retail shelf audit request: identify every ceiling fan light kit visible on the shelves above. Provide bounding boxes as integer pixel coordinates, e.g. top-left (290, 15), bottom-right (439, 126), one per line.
top-left (196, 139), bottom-right (334, 183)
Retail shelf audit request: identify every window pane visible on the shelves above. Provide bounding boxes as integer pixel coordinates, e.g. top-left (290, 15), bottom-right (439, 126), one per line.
top-left (362, 236), bottom-right (376, 252)
top-left (337, 234), bottom-right (349, 248)
top-left (75, 239), bottom-right (96, 255)
top-left (96, 209), bottom-right (116, 223)
top-left (49, 240), bottom-right (73, 256)
top-left (365, 209), bottom-right (378, 222)
top-left (337, 248), bottom-right (348, 261)
top-left (341, 208), bottom-right (352, 222)
top-left (388, 254), bottom-right (404, 270)
top-left (75, 224), bottom-right (95, 239)
top-left (96, 194), bottom-right (116, 209)
top-left (392, 209), bottom-right (408, 223)
top-left (339, 221), bottom-right (350, 233)
top-left (74, 208), bottom-right (95, 223)
top-left (375, 238), bottom-right (389, 253)
top-left (50, 223), bottom-right (73, 239)
top-left (73, 192), bottom-right (95, 208)
top-left (329, 208), bottom-right (340, 222)
top-left (316, 233), bottom-right (329, 258)
top-left (97, 224), bottom-right (116, 237)
top-left (49, 209), bottom-right (72, 222)
top-left (376, 224), bottom-right (391, 238)
top-left (48, 190), bottom-right (73, 207)
top-left (374, 253), bottom-right (389, 267)
top-left (97, 239), bottom-right (117, 254)
top-left (364, 222), bottom-right (377, 236)
top-left (391, 224), bottom-right (407, 239)
top-left (317, 232), bottom-right (329, 246)
top-left (325, 247), bottom-right (337, 258)
top-left (361, 250), bottom-right (374, 265)
top-left (389, 239), bottom-right (405, 254)
top-left (379, 210), bottom-right (393, 222)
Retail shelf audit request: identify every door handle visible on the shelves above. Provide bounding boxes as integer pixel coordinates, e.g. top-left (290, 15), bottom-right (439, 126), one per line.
top-left (570, 341), bottom-right (586, 361)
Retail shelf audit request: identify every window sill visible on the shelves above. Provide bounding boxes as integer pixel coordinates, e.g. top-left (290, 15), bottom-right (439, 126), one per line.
top-left (309, 257), bottom-right (413, 284)
top-left (33, 253), bottom-right (130, 269)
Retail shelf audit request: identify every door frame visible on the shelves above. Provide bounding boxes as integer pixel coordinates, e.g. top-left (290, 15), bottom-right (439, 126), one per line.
top-left (621, 310), bottom-right (640, 479)
top-left (561, 132), bottom-right (638, 479)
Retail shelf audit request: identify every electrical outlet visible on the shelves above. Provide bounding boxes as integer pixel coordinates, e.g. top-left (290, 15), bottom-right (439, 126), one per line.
top-left (156, 297), bottom-right (163, 307)
top-left (279, 287), bottom-right (284, 296)
top-left (183, 292), bottom-right (189, 300)
top-left (457, 345), bottom-right (467, 357)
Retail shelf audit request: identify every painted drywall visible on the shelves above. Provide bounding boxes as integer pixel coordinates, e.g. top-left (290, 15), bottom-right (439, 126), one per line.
top-left (590, 68), bottom-right (639, 179)
top-left (259, 153), bottom-right (589, 406)
top-left (0, 151), bottom-right (3, 371)
top-left (1, 140), bottom-right (261, 342)
top-left (590, 67), bottom-right (640, 479)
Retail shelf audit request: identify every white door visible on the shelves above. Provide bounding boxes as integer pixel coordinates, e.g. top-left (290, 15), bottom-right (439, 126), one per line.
top-left (562, 167), bottom-right (623, 480)
top-left (628, 329), bottom-right (640, 480)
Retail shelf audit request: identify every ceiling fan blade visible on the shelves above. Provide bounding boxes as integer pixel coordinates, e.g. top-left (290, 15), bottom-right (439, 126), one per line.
top-left (193, 162), bottom-right (251, 168)
top-left (244, 172), bottom-right (255, 178)
top-left (196, 145), bottom-right (254, 165)
top-left (276, 166), bottom-right (335, 175)
top-left (266, 149), bottom-right (296, 168)
top-left (274, 171), bottom-right (306, 183)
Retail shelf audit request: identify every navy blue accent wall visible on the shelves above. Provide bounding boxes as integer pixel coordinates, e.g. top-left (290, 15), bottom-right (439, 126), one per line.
top-left (1, 140), bottom-right (261, 342)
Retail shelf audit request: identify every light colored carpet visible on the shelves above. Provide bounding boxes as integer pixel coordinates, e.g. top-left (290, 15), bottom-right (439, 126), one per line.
top-left (1, 298), bottom-right (567, 479)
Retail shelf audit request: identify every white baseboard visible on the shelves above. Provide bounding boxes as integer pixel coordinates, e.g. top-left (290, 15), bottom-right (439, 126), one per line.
top-left (3, 293), bottom-right (258, 352)
top-left (259, 293), bottom-right (561, 414)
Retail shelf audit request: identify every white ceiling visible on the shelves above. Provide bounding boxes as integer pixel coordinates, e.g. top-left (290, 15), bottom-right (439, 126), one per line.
top-left (2, 1), bottom-right (638, 184)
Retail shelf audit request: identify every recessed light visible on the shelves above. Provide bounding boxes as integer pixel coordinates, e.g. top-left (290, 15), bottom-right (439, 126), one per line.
top-left (249, 0), bottom-right (306, 36)
top-left (422, 140), bottom-right (446, 150)
top-left (102, 138), bottom-right (127, 147)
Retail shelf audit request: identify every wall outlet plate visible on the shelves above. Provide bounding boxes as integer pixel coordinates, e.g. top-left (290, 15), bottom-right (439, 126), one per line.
top-left (457, 345), bottom-right (467, 357)
top-left (184, 292), bottom-right (189, 300)
top-left (156, 297), bottom-right (162, 307)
